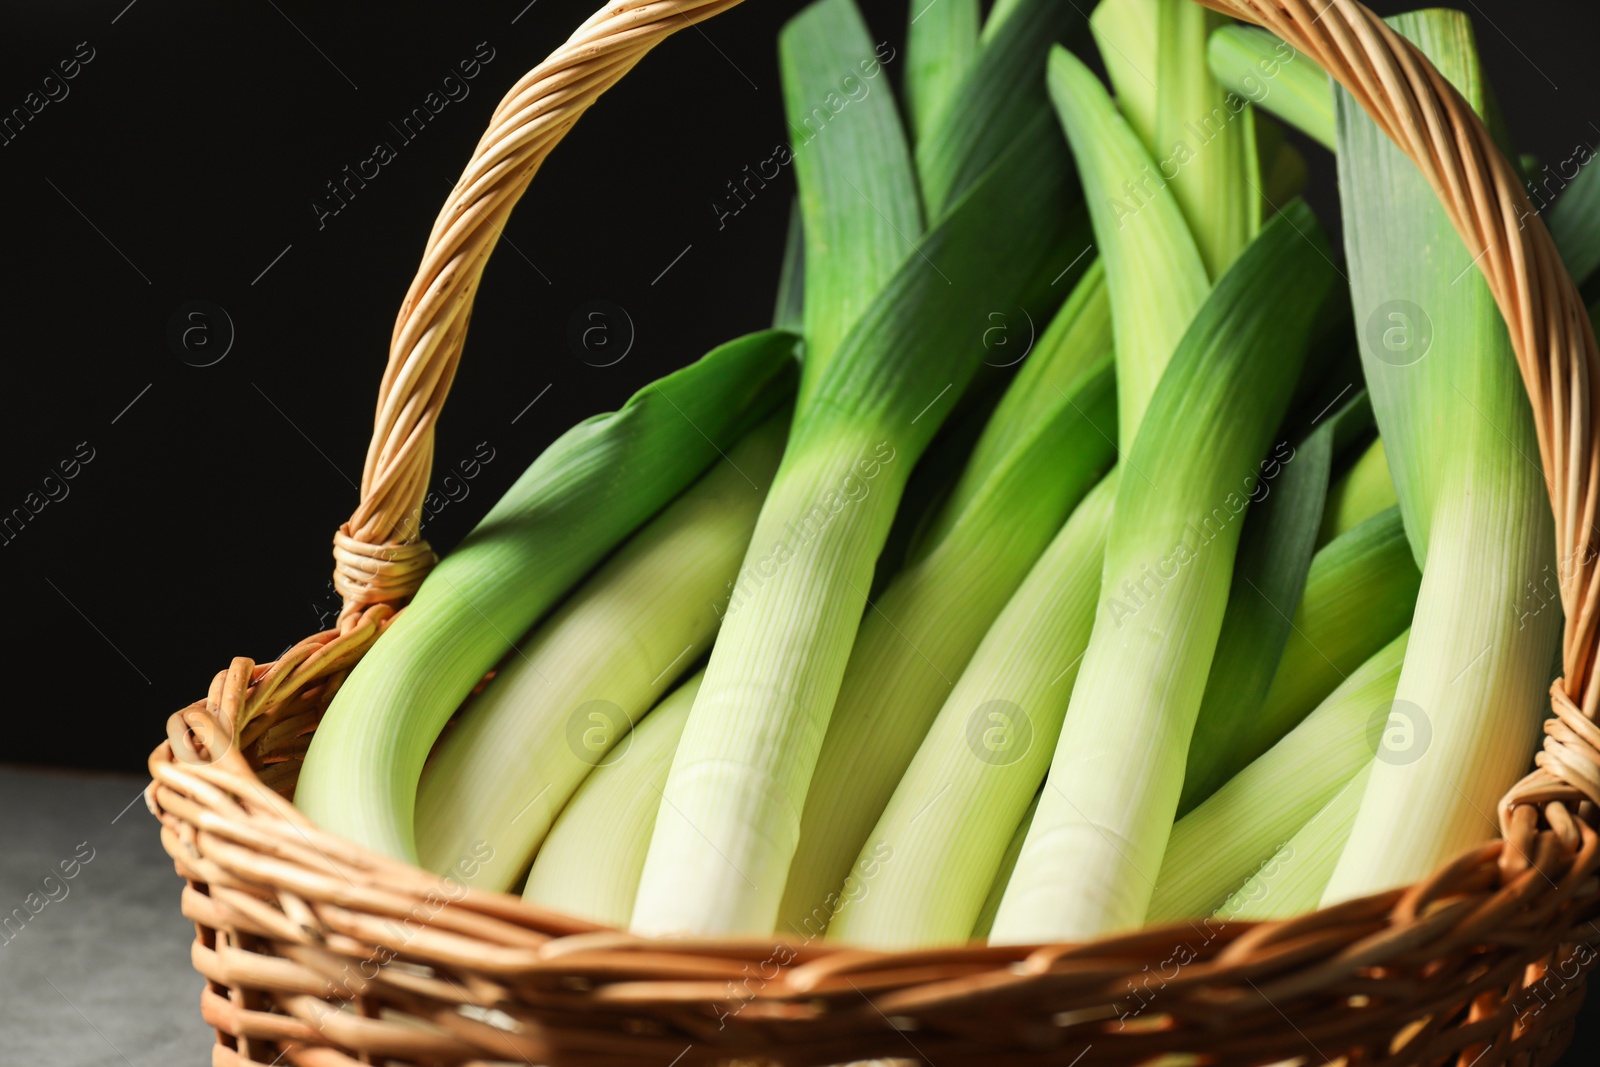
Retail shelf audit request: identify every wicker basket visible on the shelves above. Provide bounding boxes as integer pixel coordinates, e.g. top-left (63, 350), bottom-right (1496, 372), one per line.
top-left (148, 0), bottom-right (1600, 1063)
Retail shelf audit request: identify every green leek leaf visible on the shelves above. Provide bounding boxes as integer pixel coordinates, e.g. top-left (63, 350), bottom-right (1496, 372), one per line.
top-left (904, 0), bottom-right (979, 144)
top-left (1316, 437), bottom-right (1396, 548)
top-left (1088, 0), bottom-right (1158, 153)
top-left (1549, 143), bottom-right (1600, 291)
top-left (1206, 25), bottom-right (1334, 151)
top-left (1153, 0), bottom-right (1258, 276)
top-left (782, 0), bottom-right (921, 405)
top-left (916, 0), bottom-right (1084, 218)
top-left (772, 198), bottom-right (805, 334)
top-left (1047, 43), bottom-right (1209, 451)
top-left (1190, 505), bottom-right (1420, 807)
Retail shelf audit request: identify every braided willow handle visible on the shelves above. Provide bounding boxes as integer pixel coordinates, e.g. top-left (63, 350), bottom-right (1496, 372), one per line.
top-left (332, 0), bottom-right (747, 623)
top-left (1195, 0), bottom-right (1600, 863)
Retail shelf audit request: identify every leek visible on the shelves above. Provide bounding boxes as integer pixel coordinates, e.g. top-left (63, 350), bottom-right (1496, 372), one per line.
top-left (777, 266), bottom-right (1115, 936)
top-left (867, 378), bottom-right (999, 600)
top-left (1219, 764), bottom-right (1368, 921)
top-left (1203, 17), bottom-right (1600, 296)
top-left (295, 332), bottom-right (795, 860)
top-left (1316, 438), bottom-right (1396, 548)
top-left (991, 200), bottom-right (1336, 943)
top-left (973, 790), bottom-right (1038, 941)
top-left (632, 123), bottom-right (1079, 936)
top-left (1181, 505), bottom-right (1421, 812)
top-left (1206, 25), bottom-right (1334, 152)
top-left (772, 199), bottom-right (805, 335)
top-left (522, 672), bottom-right (702, 927)
top-left (1087, 0), bottom-right (1158, 153)
top-left (1045, 44), bottom-right (1209, 454)
top-left (1173, 388), bottom-right (1366, 818)
top-left (915, 0), bottom-right (1083, 218)
top-left (1549, 144), bottom-right (1600, 291)
top-left (414, 414), bottom-right (788, 889)
top-left (1153, 0), bottom-right (1257, 276)
top-left (1256, 113), bottom-right (1309, 208)
top-left (983, 0), bottom-right (1030, 35)
top-left (827, 474), bottom-right (1117, 947)
top-left (1322, 12), bottom-right (1560, 903)
top-left (783, 0), bottom-right (921, 402)
top-left (904, 0), bottom-right (978, 143)
top-left (1091, 0), bottom-right (1259, 277)
top-left (1149, 631), bottom-right (1407, 921)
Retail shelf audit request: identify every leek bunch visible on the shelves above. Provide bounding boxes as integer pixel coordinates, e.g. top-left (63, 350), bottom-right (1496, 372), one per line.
top-left (413, 414), bottom-right (788, 890)
top-left (631, 0), bottom-right (1086, 937)
top-left (288, 0), bottom-right (1592, 955)
top-left (989, 17), bottom-right (1335, 941)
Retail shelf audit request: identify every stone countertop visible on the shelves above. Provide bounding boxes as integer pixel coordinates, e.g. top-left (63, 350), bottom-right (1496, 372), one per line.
top-left (2, 763), bottom-right (1595, 1065)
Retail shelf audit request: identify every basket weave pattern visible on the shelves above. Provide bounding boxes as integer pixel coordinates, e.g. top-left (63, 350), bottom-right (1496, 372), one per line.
top-left (149, 1), bottom-right (1600, 1064)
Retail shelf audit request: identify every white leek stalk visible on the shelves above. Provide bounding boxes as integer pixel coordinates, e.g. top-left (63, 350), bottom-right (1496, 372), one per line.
top-left (1219, 765), bottom-right (1369, 921)
top-left (414, 416), bottom-right (787, 890)
top-left (1147, 631), bottom-right (1406, 921)
top-left (1321, 12), bottom-right (1560, 903)
top-left (973, 791), bottom-right (1039, 940)
top-left (522, 672), bottom-right (703, 926)
top-left (827, 475), bottom-right (1117, 947)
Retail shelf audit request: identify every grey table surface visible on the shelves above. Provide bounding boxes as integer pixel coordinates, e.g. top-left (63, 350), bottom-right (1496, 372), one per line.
top-left (2, 763), bottom-right (1595, 1065)
top-left (0, 765), bottom-right (213, 1066)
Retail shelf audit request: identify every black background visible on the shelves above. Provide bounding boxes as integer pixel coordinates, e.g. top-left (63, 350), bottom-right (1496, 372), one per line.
top-left (3, 0), bottom-right (1600, 1060)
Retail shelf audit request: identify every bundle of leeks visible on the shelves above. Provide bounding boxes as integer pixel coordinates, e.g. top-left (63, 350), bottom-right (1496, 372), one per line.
top-left (295, 0), bottom-right (1596, 949)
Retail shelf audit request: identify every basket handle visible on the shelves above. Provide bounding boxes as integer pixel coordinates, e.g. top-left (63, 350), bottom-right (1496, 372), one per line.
top-left (1197, 0), bottom-right (1600, 862)
top-left (330, 0), bottom-right (746, 622)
